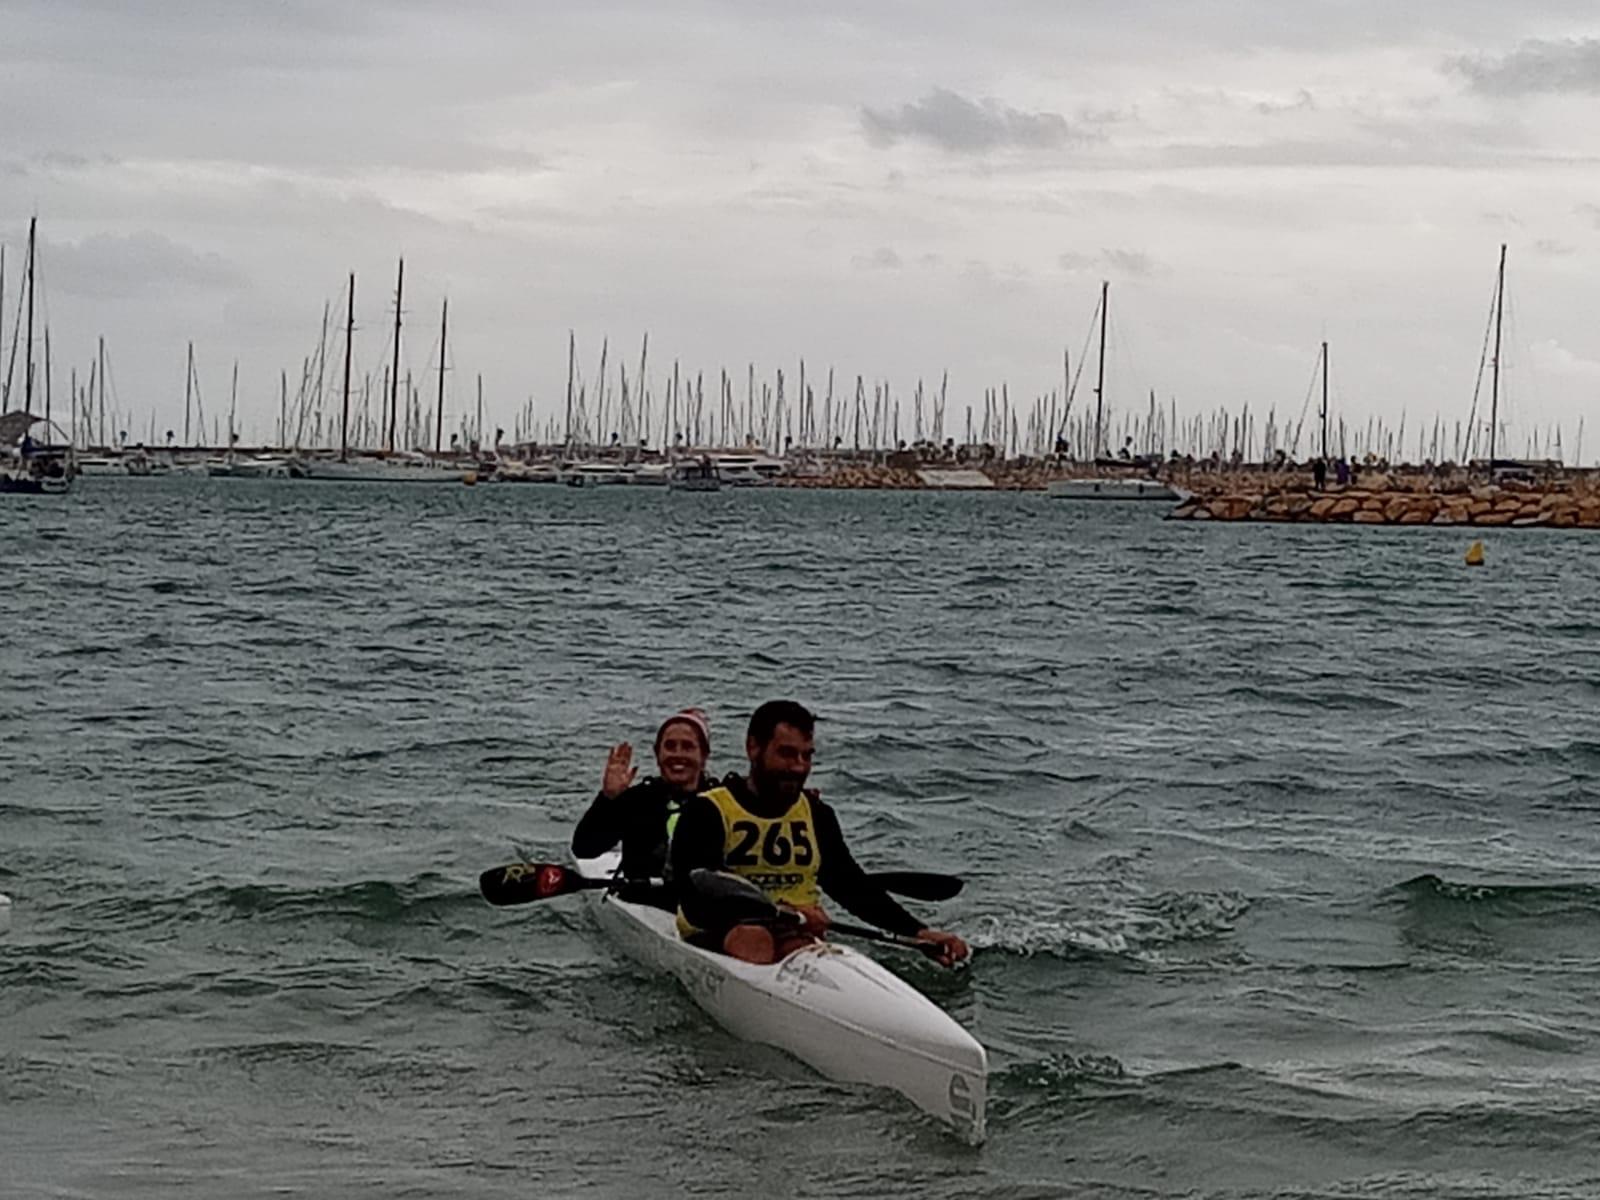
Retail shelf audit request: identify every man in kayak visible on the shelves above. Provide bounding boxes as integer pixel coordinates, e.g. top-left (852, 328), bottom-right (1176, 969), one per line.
top-left (572, 707), bottom-right (713, 906)
top-left (671, 700), bottom-right (969, 968)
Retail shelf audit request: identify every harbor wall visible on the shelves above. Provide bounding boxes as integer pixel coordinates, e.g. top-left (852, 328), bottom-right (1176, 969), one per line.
top-left (1168, 476), bottom-right (1600, 528)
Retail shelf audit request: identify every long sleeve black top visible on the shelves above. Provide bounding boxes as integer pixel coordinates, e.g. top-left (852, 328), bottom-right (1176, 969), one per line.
top-left (572, 774), bottom-right (707, 881)
top-left (669, 774), bottom-right (925, 938)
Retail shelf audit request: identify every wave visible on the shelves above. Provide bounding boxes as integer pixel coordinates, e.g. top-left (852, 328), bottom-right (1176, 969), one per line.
top-left (1216, 683), bottom-right (1408, 713)
top-left (969, 888), bottom-right (1249, 960)
top-left (1413, 739), bottom-right (1600, 774)
top-left (993, 1051), bottom-right (1130, 1095)
top-left (1393, 874), bottom-right (1600, 918)
top-left (71, 872), bottom-right (481, 934)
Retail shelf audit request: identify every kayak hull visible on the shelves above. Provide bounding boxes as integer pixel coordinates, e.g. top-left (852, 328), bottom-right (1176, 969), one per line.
top-left (578, 854), bottom-right (986, 1143)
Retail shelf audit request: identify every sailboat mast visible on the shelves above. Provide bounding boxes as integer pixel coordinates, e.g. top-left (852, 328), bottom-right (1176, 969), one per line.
top-left (1320, 341), bottom-right (1329, 461)
top-left (97, 335), bottom-right (106, 449)
top-left (1489, 243), bottom-right (1506, 467)
top-left (388, 258), bottom-right (404, 452)
top-left (341, 273), bottom-right (355, 460)
top-left (184, 342), bottom-right (193, 445)
top-left (23, 217), bottom-right (36, 414)
top-left (434, 297), bottom-right (447, 454)
top-left (1093, 279), bottom-right (1108, 458)
top-left (564, 329), bottom-right (575, 451)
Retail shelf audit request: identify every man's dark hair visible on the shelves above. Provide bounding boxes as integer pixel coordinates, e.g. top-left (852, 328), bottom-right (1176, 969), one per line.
top-left (747, 700), bottom-right (816, 748)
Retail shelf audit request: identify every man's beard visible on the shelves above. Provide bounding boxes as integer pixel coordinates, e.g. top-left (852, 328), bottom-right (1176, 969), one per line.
top-left (752, 762), bottom-right (806, 802)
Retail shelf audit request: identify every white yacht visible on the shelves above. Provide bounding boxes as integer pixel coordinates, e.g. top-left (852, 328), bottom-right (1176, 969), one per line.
top-left (709, 452), bottom-right (784, 486)
top-left (562, 462), bottom-right (628, 487)
top-left (669, 458), bottom-right (723, 492)
top-left (301, 453), bottom-right (464, 483)
top-left (1047, 477), bottom-right (1186, 502)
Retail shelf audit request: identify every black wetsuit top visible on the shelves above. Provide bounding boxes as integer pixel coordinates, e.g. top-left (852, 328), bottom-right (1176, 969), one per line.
top-left (669, 773), bottom-right (925, 937)
top-left (571, 774), bottom-right (710, 899)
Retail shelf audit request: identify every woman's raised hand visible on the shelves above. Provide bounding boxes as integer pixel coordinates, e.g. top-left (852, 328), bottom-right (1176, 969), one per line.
top-left (601, 742), bottom-right (638, 798)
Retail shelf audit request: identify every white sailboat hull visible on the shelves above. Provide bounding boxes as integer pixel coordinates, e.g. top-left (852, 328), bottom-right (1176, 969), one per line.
top-left (1047, 477), bottom-right (1185, 502)
top-left (302, 459), bottom-right (465, 483)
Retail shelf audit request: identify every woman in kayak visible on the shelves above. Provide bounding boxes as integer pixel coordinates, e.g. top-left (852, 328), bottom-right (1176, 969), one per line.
top-left (572, 707), bottom-right (714, 906)
top-left (671, 700), bottom-right (969, 968)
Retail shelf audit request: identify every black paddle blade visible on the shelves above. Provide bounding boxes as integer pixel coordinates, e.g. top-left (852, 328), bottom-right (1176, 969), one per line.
top-left (870, 870), bottom-right (964, 902)
top-left (479, 862), bottom-right (593, 907)
top-left (686, 869), bottom-right (778, 923)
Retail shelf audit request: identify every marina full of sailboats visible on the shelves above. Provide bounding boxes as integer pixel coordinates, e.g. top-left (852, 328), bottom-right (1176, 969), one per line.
top-left (3, 224), bottom-right (1586, 496)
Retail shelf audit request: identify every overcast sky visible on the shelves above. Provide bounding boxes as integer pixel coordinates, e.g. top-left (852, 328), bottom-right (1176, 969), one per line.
top-left (5, 2), bottom-right (1600, 458)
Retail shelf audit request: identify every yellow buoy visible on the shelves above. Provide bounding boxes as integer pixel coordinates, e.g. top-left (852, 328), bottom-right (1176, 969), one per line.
top-left (463, 471), bottom-right (478, 487)
top-left (1465, 539), bottom-right (1485, 567)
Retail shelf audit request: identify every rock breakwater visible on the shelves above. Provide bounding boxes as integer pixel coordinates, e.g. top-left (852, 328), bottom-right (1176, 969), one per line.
top-left (1169, 479), bottom-right (1600, 528)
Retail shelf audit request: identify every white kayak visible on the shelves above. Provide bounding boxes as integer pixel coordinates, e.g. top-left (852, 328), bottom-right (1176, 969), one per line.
top-left (577, 853), bottom-right (987, 1143)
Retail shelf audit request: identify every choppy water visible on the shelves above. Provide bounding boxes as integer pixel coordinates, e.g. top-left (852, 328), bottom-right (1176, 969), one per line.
top-left (4, 479), bottom-right (1600, 1199)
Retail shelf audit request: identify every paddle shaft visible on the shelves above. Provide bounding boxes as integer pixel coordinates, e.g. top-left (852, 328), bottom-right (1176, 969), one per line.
top-left (479, 861), bottom-right (959, 906)
top-left (478, 863), bottom-right (945, 960)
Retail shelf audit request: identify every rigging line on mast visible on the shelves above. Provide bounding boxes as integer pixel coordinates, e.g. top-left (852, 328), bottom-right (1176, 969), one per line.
top-left (1059, 290), bottom-right (1102, 425)
top-left (1290, 345), bottom-right (1322, 455)
top-left (1464, 261), bottom-right (1499, 456)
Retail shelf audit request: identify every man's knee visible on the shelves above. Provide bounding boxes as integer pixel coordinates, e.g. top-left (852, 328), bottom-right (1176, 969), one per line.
top-left (722, 923), bottom-right (776, 964)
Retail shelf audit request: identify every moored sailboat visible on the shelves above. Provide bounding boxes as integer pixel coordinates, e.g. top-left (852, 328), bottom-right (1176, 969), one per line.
top-left (1, 218), bottom-right (74, 494)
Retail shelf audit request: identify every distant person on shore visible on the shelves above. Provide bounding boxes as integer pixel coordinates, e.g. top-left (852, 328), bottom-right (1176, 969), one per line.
top-left (1312, 457), bottom-right (1327, 490)
top-left (572, 708), bottom-right (714, 906)
top-left (1349, 459), bottom-right (1361, 485)
top-left (1335, 458), bottom-right (1350, 486)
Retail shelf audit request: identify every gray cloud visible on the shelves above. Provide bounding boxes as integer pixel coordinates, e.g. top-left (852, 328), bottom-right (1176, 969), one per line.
top-left (861, 88), bottom-right (1083, 153)
top-left (1448, 38), bottom-right (1600, 95)
top-left (1102, 249), bottom-right (1158, 277)
top-left (1257, 89), bottom-right (1317, 115)
top-left (1060, 249), bottom-right (1161, 278)
top-left (45, 233), bottom-right (242, 300)
top-left (852, 247), bottom-right (903, 271)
